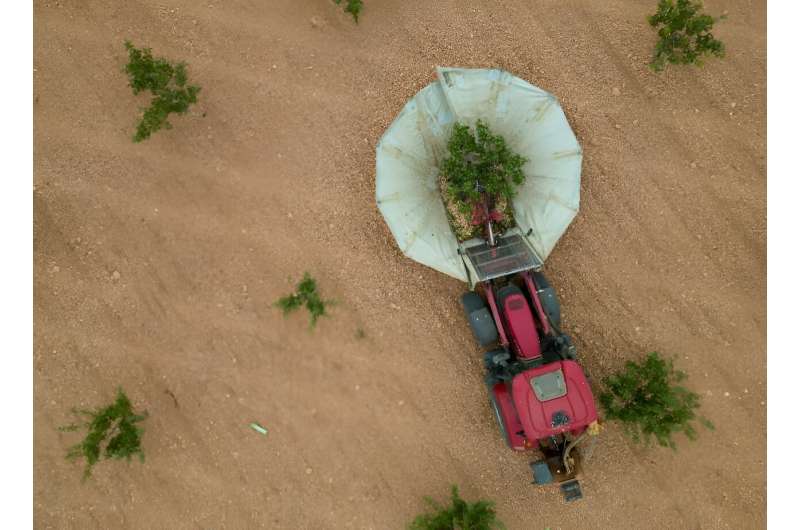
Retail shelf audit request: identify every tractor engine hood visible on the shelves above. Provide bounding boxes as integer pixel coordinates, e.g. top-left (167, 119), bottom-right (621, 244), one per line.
top-left (511, 360), bottom-right (598, 441)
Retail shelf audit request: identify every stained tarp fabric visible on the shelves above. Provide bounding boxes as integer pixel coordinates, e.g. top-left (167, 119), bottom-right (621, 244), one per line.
top-left (375, 67), bottom-right (582, 283)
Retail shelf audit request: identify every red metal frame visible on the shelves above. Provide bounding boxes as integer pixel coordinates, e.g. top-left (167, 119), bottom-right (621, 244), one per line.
top-left (483, 281), bottom-right (509, 348)
top-left (521, 271), bottom-right (552, 336)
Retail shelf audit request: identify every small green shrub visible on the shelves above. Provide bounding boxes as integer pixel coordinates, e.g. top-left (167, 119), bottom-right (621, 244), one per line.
top-left (60, 388), bottom-right (148, 479)
top-left (334, 0), bottom-right (363, 23)
top-left (275, 272), bottom-right (333, 328)
top-left (440, 120), bottom-right (527, 240)
top-left (409, 485), bottom-right (504, 530)
top-left (648, 0), bottom-right (725, 71)
top-left (599, 352), bottom-right (713, 448)
top-left (124, 41), bottom-right (200, 142)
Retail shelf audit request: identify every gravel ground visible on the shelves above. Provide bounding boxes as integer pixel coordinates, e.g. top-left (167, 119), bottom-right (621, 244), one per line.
top-left (34, 0), bottom-right (765, 528)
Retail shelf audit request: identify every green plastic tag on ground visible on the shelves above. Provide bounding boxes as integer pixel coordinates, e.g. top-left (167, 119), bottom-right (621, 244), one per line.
top-left (249, 422), bottom-right (268, 435)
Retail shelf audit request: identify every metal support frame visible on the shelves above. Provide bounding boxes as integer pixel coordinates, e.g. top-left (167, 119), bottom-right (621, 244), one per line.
top-left (483, 281), bottom-right (509, 348)
top-left (521, 270), bottom-right (552, 336)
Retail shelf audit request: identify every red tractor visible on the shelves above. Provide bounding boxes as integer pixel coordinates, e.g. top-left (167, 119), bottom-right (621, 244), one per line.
top-left (458, 203), bottom-right (599, 502)
top-left (374, 66), bottom-right (596, 502)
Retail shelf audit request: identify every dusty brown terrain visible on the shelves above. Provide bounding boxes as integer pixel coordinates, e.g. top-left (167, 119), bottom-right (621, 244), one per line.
top-left (33, 0), bottom-right (766, 528)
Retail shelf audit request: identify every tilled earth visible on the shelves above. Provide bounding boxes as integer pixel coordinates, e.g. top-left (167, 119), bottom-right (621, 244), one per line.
top-left (34, 0), bottom-right (766, 528)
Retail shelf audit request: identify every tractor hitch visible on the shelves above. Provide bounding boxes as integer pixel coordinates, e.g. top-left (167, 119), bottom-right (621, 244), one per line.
top-left (530, 459), bottom-right (584, 502)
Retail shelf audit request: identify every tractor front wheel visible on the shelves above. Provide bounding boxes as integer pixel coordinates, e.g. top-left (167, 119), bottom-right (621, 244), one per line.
top-left (490, 392), bottom-right (512, 448)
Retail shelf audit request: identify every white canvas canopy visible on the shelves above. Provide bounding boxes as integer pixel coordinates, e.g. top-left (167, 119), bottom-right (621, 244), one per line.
top-left (375, 67), bottom-right (582, 284)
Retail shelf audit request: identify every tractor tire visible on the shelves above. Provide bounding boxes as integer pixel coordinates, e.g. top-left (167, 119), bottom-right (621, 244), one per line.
top-left (490, 392), bottom-right (512, 448)
top-left (461, 291), bottom-right (485, 314)
top-left (461, 292), bottom-right (498, 347)
top-left (533, 271), bottom-right (562, 330)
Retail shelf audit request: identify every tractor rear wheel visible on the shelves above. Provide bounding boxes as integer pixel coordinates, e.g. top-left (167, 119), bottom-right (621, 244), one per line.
top-left (533, 271), bottom-right (562, 330)
top-left (461, 291), bottom-right (486, 313)
top-left (461, 292), bottom-right (498, 347)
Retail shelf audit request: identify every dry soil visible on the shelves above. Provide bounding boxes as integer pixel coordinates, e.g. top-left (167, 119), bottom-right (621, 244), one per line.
top-left (34, 1), bottom-right (766, 528)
